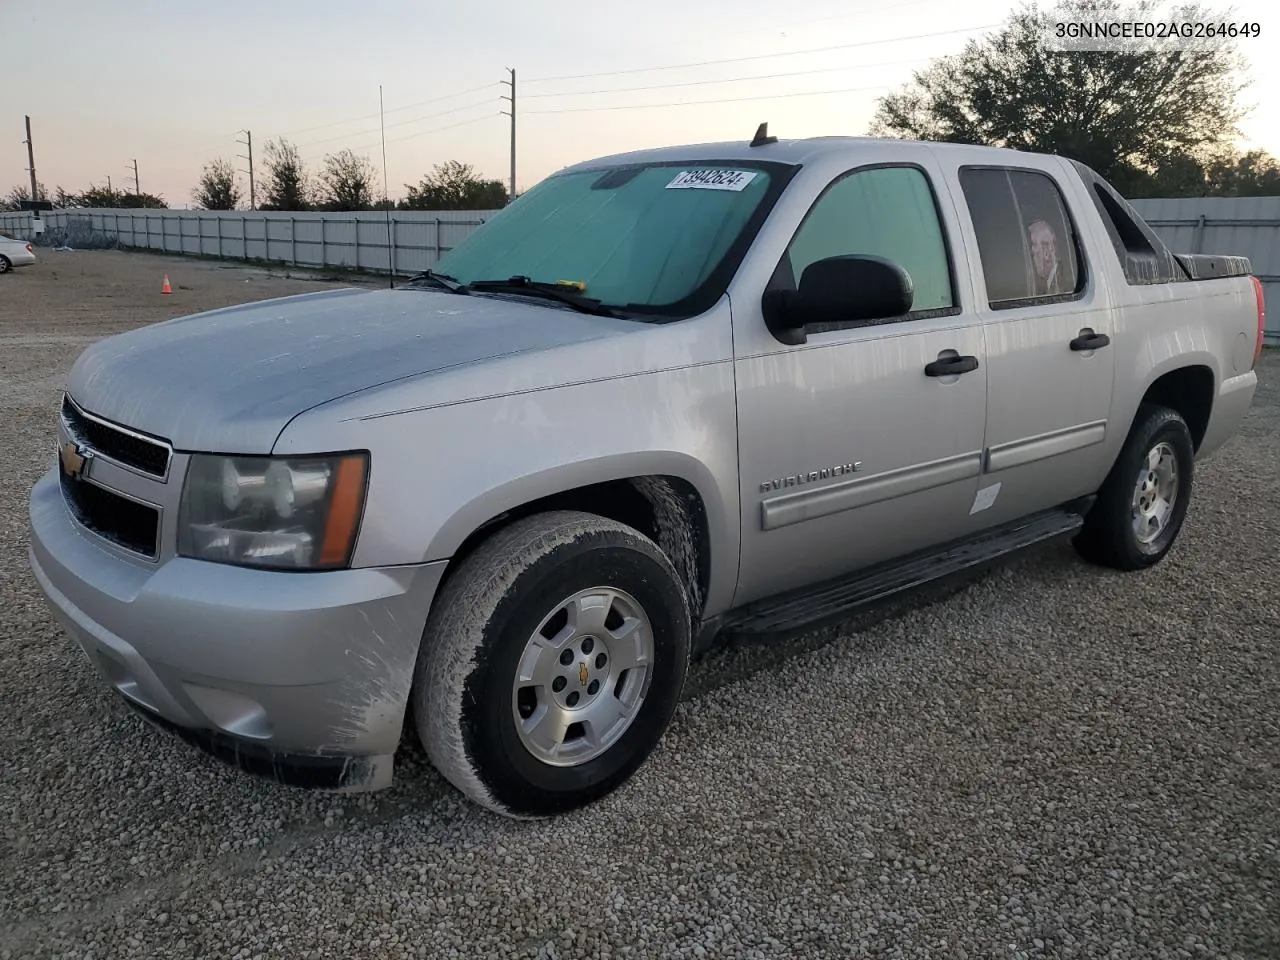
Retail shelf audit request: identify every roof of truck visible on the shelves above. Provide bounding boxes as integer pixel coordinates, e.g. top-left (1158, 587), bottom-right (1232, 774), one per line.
top-left (559, 135), bottom-right (1057, 173)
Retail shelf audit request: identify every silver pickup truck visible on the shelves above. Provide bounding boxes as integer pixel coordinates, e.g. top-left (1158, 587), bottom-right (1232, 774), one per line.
top-left (28, 129), bottom-right (1265, 818)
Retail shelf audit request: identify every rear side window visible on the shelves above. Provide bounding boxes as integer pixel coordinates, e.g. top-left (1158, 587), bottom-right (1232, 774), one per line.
top-left (959, 167), bottom-right (1085, 309)
top-left (782, 165), bottom-right (956, 315)
top-left (1068, 159), bottom-right (1186, 285)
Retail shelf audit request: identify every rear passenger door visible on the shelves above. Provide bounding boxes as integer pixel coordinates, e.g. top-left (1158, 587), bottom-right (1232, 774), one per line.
top-left (732, 161), bottom-right (989, 607)
top-left (944, 161), bottom-right (1117, 526)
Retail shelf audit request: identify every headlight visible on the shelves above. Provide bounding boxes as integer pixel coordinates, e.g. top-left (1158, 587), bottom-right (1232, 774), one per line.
top-left (178, 452), bottom-right (369, 570)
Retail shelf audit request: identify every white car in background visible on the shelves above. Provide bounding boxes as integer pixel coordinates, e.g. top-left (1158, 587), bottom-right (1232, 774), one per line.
top-left (0, 234), bottom-right (36, 272)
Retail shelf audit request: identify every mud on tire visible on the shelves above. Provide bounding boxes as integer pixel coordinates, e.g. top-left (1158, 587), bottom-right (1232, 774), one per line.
top-left (413, 510), bottom-right (691, 818)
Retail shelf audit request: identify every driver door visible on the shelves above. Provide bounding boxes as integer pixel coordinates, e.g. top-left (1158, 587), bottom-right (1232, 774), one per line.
top-left (732, 161), bottom-right (990, 607)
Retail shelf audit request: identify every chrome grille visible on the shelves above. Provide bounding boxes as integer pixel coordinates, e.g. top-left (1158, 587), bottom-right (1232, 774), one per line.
top-left (61, 394), bottom-right (172, 479)
top-left (58, 470), bottom-right (161, 558)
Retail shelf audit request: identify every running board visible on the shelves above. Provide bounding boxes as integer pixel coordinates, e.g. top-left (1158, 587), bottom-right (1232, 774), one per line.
top-left (721, 503), bottom-right (1089, 639)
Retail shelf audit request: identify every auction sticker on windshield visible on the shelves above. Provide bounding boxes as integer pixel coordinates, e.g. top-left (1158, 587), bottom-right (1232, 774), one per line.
top-left (666, 169), bottom-right (758, 191)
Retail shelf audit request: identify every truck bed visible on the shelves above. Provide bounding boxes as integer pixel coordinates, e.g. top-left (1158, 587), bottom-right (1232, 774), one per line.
top-left (1174, 253), bottom-right (1254, 281)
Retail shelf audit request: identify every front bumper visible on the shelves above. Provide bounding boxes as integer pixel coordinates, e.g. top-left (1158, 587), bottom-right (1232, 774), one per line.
top-left (28, 467), bottom-right (446, 791)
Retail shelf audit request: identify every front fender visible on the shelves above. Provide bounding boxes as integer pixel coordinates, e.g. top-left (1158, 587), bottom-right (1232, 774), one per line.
top-left (423, 448), bottom-right (724, 559)
top-left (279, 364), bottom-right (743, 617)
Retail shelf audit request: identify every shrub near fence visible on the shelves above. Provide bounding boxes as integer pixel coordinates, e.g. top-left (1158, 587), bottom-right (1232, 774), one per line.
top-left (0, 207), bottom-right (499, 275)
top-left (43, 217), bottom-right (122, 250)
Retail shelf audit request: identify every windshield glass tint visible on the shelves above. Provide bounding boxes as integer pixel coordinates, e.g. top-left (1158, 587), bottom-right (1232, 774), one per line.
top-left (431, 164), bottom-right (775, 310)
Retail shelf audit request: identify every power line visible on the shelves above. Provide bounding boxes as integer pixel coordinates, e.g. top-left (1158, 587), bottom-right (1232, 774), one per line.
top-left (281, 82), bottom-right (499, 138)
top-left (522, 55), bottom-right (938, 100)
top-left (236, 130), bottom-right (255, 210)
top-left (501, 68), bottom-right (516, 200)
top-left (300, 112), bottom-right (498, 164)
top-left (23, 116), bottom-right (38, 201)
top-left (524, 23), bottom-right (998, 84)
top-left (297, 97), bottom-right (498, 148)
top-left (525, 82), bottom-right (899, 115)
top-left (383, 112), bottom-right (498, 147)
top-left (379, 84), bottom-right (394, 287)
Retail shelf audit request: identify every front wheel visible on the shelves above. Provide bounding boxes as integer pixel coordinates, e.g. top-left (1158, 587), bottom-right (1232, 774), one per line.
top-left (413, 510), bottom-right (691, 818)
top-left (1073, 404), bottom-right (1195, 570)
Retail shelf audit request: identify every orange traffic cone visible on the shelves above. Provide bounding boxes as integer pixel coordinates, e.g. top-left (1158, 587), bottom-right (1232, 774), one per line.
top-left (161, 275), bottom-right (172, 295)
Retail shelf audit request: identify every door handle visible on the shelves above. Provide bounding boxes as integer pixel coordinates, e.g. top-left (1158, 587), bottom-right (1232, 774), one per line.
top-left (1070, 332), bottom-right (1111, 351)
top-left (924, 354), bottom-right (980, 377)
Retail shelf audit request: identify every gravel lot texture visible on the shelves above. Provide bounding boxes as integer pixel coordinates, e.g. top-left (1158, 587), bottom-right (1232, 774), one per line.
top-left (1, 250), bottom-right (1277, 959)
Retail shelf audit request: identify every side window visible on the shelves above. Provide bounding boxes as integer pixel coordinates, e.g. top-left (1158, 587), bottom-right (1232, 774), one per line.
top-left (959, 167), bottom-right (1085, 308)
top-left (1071, 161), bottom-right (1185, 285)
top-left (783, 166), bottom-right (955, 315)
top-left (1092, 183), bottom-right (1156, 256)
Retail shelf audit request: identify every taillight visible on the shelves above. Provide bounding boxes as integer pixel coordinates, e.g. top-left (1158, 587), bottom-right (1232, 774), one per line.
top-left (1253, 275), bottom-right (1266, 369)
top-left (25, 243), bottom-right (32, 253)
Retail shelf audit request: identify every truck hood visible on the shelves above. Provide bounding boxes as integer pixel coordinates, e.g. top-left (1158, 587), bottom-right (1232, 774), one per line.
top-left (65, 286), bottom-right (642, 453)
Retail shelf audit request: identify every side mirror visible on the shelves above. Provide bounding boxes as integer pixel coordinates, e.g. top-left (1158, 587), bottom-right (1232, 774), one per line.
top-left (762, 254), bottom-right (914, 345)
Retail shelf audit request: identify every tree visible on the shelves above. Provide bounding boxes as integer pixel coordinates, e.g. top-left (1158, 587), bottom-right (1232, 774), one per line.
top-left (192, 158), bottom-right (241, 210)
top-left (401, 161), bottom-right (508, 210)
top-left (261, 137), bottom-right (311, 211)
top-left (869, 0), bottom-right (1249, 197)
top-left (119, 191), bottom-right (168, 209)
top-left (1203, 149), bottom-right (1280, 197)
top-left (58, 186), bottom-right (167, 209)
top-left (317, 149), bottom-right (377, 211)
top-left (3, 182), bottom-right (49, 210)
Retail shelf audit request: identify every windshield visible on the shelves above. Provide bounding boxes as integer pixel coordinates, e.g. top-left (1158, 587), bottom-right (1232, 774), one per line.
top-left (428, 160), bottom-right (791, 318)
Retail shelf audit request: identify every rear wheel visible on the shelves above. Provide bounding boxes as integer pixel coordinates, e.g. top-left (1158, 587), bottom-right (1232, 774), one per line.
top-left (0, 256), bottom-right (11, 274)
top-left (1074, 404), bottom-right (1195, 570)
top-left (414, 510), bottom-right (691, 817)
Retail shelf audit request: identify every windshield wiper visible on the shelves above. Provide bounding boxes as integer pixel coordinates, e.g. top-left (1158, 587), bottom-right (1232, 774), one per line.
top-left (404, 269), bottom-right (470, 294)
top-left (465, 276), bottom-right (618, 317)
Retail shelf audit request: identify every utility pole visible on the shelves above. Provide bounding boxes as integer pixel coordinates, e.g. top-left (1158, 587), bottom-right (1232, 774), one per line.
top-left (237, 130), bottom-right (256, 210)
top-left (130, 159), bottom-right (140, 197)
top-left (500, 68), bottom-right (516, 203)
top-left (107, 175), bottom-right (113, 193)
top-left (23, 116), bottom-right (39, 201)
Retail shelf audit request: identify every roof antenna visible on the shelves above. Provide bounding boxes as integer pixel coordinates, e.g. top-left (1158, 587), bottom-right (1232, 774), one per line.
top-left (750, 122), bottom-right (777, 148)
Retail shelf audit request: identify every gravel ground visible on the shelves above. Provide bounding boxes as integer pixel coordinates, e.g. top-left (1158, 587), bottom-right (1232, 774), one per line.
top-left (1, 251), bottom-right (1277, 959)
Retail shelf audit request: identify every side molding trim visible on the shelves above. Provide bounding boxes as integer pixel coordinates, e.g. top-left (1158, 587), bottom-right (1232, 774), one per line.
top-left (760, 451), bottom-right (984, 531)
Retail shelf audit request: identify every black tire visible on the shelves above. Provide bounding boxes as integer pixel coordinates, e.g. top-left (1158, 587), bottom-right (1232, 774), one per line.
top-left (1073, 404), bottom-right (1195, 571)
top-left (414, 510), bottom-right (691, 818)
top-left (0, 256), bottom-right (11, 274)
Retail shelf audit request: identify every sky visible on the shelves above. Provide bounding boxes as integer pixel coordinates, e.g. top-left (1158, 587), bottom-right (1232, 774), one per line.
top-left (4, 0), bottom-right (1278, 206)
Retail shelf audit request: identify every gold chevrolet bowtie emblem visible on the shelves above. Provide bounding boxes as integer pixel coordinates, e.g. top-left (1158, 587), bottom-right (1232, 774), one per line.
top-left (579, 661), bottom-right (589, 686)
top-left (59, 440), bottom-right (91, 480)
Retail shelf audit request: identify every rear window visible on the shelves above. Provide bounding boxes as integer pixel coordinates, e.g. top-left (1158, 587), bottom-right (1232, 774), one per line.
top-left (959, 167), bottom-right (1085, 309)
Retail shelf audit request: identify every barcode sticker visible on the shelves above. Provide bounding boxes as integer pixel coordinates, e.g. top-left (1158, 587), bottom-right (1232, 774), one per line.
top-left (970, 482), bottom-right (1002, 515)
top-left (665, 169), bottom-right (758, 192)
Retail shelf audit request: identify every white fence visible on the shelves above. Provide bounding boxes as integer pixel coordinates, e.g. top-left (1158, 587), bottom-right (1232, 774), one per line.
top-left (1131, 197), bottom-right (1279, 343)
top-left (2, 197), bottom-right (1276, 341)
top-left (0, 208), bottom-right (500, 276)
